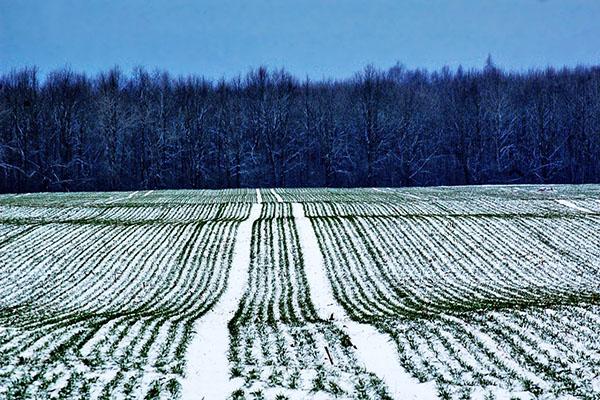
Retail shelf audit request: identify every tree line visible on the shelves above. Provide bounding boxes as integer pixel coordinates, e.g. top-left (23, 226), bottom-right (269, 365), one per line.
top-left (1, 59), bottom-right (599, 193)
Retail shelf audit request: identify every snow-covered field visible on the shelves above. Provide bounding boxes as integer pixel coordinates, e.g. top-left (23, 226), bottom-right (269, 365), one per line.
top-left (0, 185), bottom-right (599, 399)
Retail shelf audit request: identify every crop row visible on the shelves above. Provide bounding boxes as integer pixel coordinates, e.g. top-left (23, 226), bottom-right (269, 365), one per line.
top-left (307, 200), bottom-right (600, 398)
top-left (0, 198), bottom-right (251, 399)
top-left (227, 203), bottom-right (391, 400)
top-left (0, 202), bottom-right (250, 226)
top-left (0, 188), bottom-right (258, 208)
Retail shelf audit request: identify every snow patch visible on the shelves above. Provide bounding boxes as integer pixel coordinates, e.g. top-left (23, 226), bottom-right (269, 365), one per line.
top-left (270, 188), bottom-right (283, 203)
top-left (292, 203), bottom-right (436, 400)
top-left (105, 192), bottom-right (137, 204)
top-left (373, 188), bottom-right (422, 200)
top-left (256, 188), bottom-right (262, 204)
top-left (403, 193), bottom-right (422, 200)
top-left (555, 199), bottom-right (592, 213)
top-left (181, 204), bottom-right (261, 400)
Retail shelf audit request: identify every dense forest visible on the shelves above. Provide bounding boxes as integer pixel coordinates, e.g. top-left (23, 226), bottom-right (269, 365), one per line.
top-left (1, 59), bottom-right (599, 192)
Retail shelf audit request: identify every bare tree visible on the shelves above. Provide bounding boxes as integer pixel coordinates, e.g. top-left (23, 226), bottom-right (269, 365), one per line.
top-left (1, 63), bottom-right (599, 193)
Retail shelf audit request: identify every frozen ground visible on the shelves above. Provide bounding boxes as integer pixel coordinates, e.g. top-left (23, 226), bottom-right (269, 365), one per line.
top-left (293, 203), bottom-right (437, 399)
top-left (181, 204), bottom-right (261, 399)
top-left (0, 184), bottom-right (598, 399)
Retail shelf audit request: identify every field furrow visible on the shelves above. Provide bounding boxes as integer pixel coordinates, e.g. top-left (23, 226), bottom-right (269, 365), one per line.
top-left (0, 195), bottom-right (252, 399)
top-left (305, 192), bottom-right (600, 399)
top-left (1, 185), bottom-right (599, 399)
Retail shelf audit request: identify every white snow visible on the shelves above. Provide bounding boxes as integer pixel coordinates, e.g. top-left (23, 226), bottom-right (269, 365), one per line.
top-left (105, 192), bottom-right (137, 204)
top-left (291, 202), bottom-right (436, 400)
top-left (255, 188), bottom-right (262, 204)
top-left (555, 199), bottom-right (592, 213)
top-left (373, 187), bottom-right (421, 200)
top-left (270, 188), bottom-right (283, 203)
top-left (181, 204), bottom-right (261, 400)
top-left (403, 193), bottom-right (422, 200)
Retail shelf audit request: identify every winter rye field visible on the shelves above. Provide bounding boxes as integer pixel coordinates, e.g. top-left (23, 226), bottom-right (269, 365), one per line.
top-left (0, 185), bottom-right (599, 399)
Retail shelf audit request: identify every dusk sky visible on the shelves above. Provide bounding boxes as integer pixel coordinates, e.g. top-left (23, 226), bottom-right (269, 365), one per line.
top-left (2, 0), bottom-right (600, 79)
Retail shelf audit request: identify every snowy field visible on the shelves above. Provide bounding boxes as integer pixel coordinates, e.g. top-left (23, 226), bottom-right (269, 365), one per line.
top-left (0, 185), bottom-right (599, 399)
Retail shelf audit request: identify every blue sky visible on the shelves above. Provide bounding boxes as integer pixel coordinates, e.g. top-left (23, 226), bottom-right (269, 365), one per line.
top-left (1, 0), bottom-right (600, 79)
